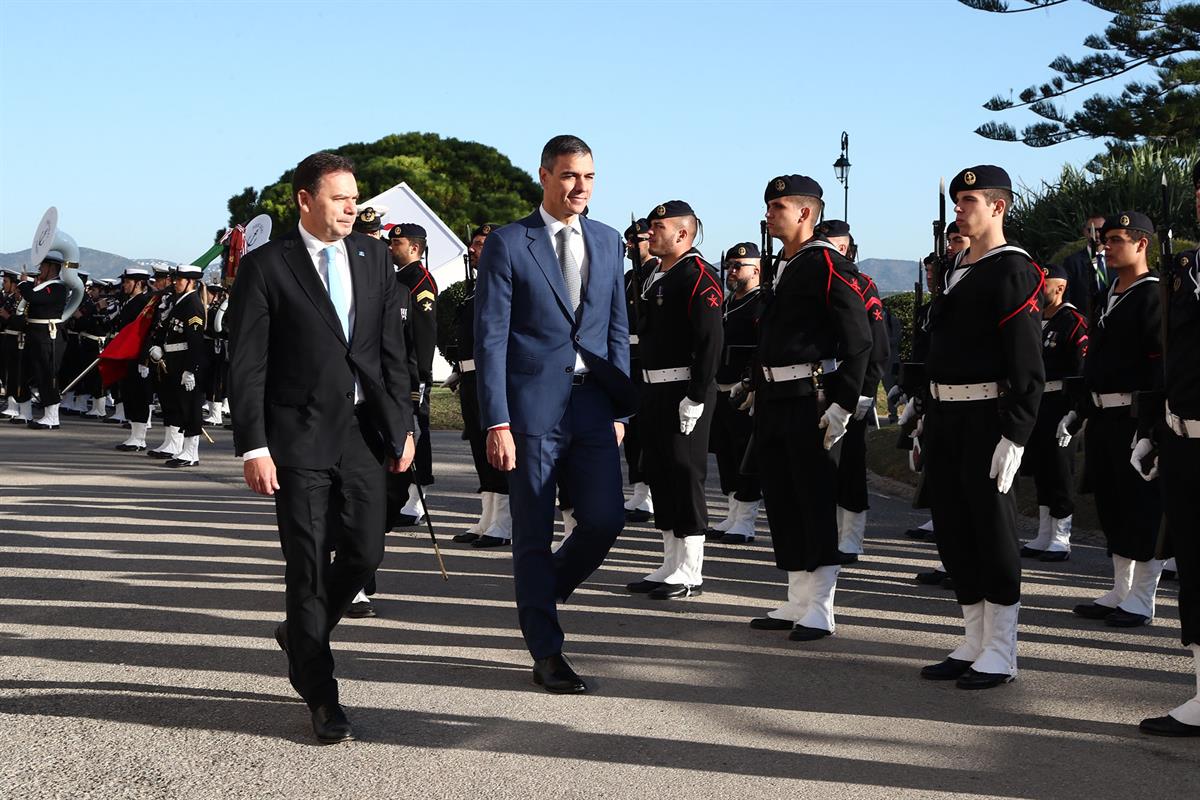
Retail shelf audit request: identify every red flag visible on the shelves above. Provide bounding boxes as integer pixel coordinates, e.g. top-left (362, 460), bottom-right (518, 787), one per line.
top-left (98, 299), bottom-right (158, 387)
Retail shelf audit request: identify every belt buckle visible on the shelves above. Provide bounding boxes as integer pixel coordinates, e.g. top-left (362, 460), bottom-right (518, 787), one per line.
top-left (810, 361), bottom-right (823, 390)
top-left (763, 366), bottom-right (774, 383)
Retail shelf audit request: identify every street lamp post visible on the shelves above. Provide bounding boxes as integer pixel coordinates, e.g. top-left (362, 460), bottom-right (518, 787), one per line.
top-left (833, 131), bottom-right (850, 222)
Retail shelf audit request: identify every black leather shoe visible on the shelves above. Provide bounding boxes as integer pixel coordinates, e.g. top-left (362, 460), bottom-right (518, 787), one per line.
top-left (101, 416), bottom-right (121, 424)
top-left (394, 513), bottom-right (422, 528)
top-left (8, 416), bottom-right (26, 425)
top-left (956, 669), bottom-right (1014, 689)
top-left (720, 532), bottom-right (754, 544)
top-left (1162, 569), bottom-right (1178, 581)
top-left (920, 657), bottom-right (973, 681)
top-left (789, 624), bottom-right (832, 642)
top-left (1105, 608), bottom-right (1150, 627)
top-left (625, 509), bottom-right (652, 523)
top-left (1073, 602), bottom-right (1116, 620)
top-left (904, 528), bottom-right (933, 540)
top-left (749, 617), bottom-right (794, 631)
top-left (836, 551), bottom-right (859, 565)
top-left (29, 421), bottom-right (59, 430)
top-left (648, 582), bottom-right (702, 599)
top-left (273, 621), bottom-right (288, 653)
top-left (915, 569), bottom-right (947, 586)
top-left (532, 653), bottom-right (587, 694)
top-left (941, 576), bottom-right (955, 590)
top-left (452, 531), bottom-right (481, 544)
top-left (704, 527), bottom-right (729, 541)
top-left (472, 534), bottom-right (511, 548)
top-left (163, 458), bottom-right (199, 468)
top-left (345, 601), bottom-right (375, 619)
top-left (1139, 714), bottom-right (1200, 737)
top-left (114, 443), bottom-right (146, 452)
top-left (1019, 545), bottom-right (1045, 558)
top-left (1039, 550), bottom-right (1070, 563)
top-left (311, 703), bottom-right (354, 744)
top-left (147, 449), bottom-right (174, 459)
top-left (626, 579), bottom-right (664, 594)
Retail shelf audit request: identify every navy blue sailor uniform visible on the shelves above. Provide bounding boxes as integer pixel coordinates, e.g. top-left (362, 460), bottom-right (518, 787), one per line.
top-left (17, 277), bottom-right (68, 409)
top-left (160, 289), bottom-right (208, 442)
top-left (622, 255), bottom-right (659, 492)
top-left (711, 283), bottom-right (766, 509)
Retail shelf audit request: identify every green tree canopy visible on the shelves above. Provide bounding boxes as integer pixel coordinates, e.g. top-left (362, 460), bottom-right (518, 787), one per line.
top-left (962, 0), bottom-right (1199, 148)
top-left (226, 132), bottom-right (541, 239)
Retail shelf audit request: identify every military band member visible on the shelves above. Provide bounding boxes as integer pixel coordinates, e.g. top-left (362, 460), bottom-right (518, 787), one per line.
top-left (451, 224), bottom-right (512, 544)
top-left (126, 264), bottom-right (174, 431)
top-left (1139, 161), bottom-right (1200, 737)
top-left (1067, 211), bottom-right (1164, 627)
top-left (710, 242), bottom-right (765, 544)
top-left (56, 272), bottom-right (88, 415)
top-left (19, 251), bottom-right (71, 430)
top-left (747, 175), bottom-right (872, 640)
top-left (919, 165), bottom-right (1044, 689)
top-left (1018, 262), bottom-right (1087, 562)
top-left (149, 265), bottom-right (207, 467)
top-left (202, 283), bottom-right (229, 426)
top-left (0, 268), bottom-right (28, 421)
top-left (77, 277), bottom-right (112, 418)
top-left (113, 267), bottom-right (155, 451)
top-left (622, 218), bottom-right (657, 523)
top-left (625, 200), bottom-right (722, 599)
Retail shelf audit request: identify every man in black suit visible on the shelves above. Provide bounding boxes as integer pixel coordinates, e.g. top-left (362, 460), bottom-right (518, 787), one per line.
top-left (1060, 213), bottom-right (1108, 312)
top-left (228, 151), bottom-right (415, 744)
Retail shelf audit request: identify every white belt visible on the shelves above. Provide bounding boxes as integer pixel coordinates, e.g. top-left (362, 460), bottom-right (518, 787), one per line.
top-left (643, 367), bottom-right (691, 383)
top-left (2, 329), bottom-right (19, 336)
top-left (761, 360), bottom-right (838, 383)
top-left (929, 381), bottom-right (999, 402)
top-left (1043, 380), bottom-right (1064, 393)
top-left (629, 334), bottom-right (639, 345)
top-left (163, 342), bottom-right (189, 353)
top-left (1091, 391), bottom-right (1132, 409)
top-left (459, 358), bottom-right (475, 373)
top-left (1166, 402), bottom-right (1200, 439)
top-left (26, 318), bottom-right (58, 324)
top-left (80, 333), bottom-right (106, 343)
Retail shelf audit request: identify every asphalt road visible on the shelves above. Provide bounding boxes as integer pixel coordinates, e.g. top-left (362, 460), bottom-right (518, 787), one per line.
top-left (1, 417), bottom-right (1197, 799)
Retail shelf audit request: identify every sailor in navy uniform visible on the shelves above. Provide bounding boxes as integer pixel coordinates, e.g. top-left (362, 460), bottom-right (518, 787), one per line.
top-left (18, 252), bottom-right (70, 429)
top-left (621, 218), bottom-right (658, 523)
top-left (625, 201), bottom-right (723, 599)
top-left (918, 165), bottom-right (1044, 690)
top-left (112, 267), bottom-right (155, 452)
top-left (1067, 211), bottom-right (1164, 628)
top-left (0, 269), bottom-right (29, 421)
top-left (1019, 262), bottom-right (1088, 562)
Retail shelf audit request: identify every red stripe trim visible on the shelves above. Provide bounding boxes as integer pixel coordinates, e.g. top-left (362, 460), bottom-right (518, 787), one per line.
top-left (998, 264), bottom-right (1045, 328)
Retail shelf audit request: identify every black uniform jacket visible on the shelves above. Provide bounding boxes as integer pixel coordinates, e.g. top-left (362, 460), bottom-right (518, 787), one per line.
top-left (396, 260), bottom-right (438, 387)
top-left (856, 272), bottom-right (890, 395)
top-left (162, 290), bottom-right (207, 376)
top-left (637, 248), bottom-right (724, 402)
top-left (1081, 272), bottom-right (1162, 407)
top-left (18, 279), bottom-right (67, 321)
top-left (1042, 302), bottom-right (1088, 380)
top-left (717, 286), bottom-right (766, 386)
top-left (925, 244), bottom-right (1045, 445)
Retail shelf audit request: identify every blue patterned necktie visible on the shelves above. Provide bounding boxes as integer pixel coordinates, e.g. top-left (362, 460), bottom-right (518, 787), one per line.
top-left (324, 245), bottom-right (350, 340)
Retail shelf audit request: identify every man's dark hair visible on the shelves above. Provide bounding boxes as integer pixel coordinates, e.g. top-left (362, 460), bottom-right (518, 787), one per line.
top-left (409, 237), bottom-right (427, 257)
top-left (292, 152), bottom-right (355, 199)
top-left (540, 135), bottom-right (591, 171)
top-left (983, 187), bottom-right (1014, 214)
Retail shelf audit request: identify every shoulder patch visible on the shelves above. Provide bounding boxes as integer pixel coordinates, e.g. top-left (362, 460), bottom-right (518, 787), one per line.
top-left (416, 290), bottom-right (436, 304)
top-left (187, 316), bottom-right (204, 327)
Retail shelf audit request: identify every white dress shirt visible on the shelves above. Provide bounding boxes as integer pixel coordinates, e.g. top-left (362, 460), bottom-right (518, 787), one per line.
top-left (539, 205), bottom-right (588, 374)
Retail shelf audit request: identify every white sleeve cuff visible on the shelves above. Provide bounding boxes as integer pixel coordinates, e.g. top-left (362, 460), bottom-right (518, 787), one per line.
top-left (242, 447), bottom-right (271, 462)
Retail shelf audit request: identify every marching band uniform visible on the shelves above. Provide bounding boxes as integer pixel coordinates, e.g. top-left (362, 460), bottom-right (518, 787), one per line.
top-left (113, 268), bottom-right (155, 451)
top-left (19, 257), bottom-right (69, 430)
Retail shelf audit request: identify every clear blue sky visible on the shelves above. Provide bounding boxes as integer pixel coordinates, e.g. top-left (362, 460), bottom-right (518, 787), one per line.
top-left (0, 0), bottom-right (1136, 265)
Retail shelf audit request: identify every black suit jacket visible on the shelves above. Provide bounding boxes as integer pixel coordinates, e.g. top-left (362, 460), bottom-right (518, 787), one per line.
top-left (227, 228), bottom-right (413, 469)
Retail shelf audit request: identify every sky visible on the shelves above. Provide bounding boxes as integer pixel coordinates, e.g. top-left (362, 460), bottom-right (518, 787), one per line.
top-left (0, 0), bottom-right (1143, 267)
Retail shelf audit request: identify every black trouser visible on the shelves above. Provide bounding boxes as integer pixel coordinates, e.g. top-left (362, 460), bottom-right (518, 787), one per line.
top-left (835, 415), bottom-right (869, 513)
top-left (58, 333), bottom-right (82, 395)
top-left (711, 390), bottom-right (760, 501)
top-left (458, 372), bottom-right (508, 494)
top-left (924, 398), bottom-right (1020, 607)
top-left (756, 393), bottom-right (839, 571)
top-left (275, 414), bottom-right (386, 708)
top-left (119, 369), bottom-right (151, 425)
top-left (161, 364), bottom-right (204, 437)
top-left (78, 337), bottom-right (103, 398)
top-left (1161, 427), bottom-right (1200, 646)
top-left (1, 333), bottom-right (29, 402)
top-left (1022, 390), bottom-right (1075, 518)
top-left (623, 366), bottom-right (646, 484)
top-left (641, 382), bottom-right (715, 537)
top-left (26, 324), bottom-right (64, 406)
top-left (1084, 409), bottom-right (1161, 561)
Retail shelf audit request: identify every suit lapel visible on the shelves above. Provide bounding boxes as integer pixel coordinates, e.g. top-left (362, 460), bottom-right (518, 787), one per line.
top-left (280, 231), bottom-right (348, 347)
top-left (523, 212), bottom-right (574, 321)
top-left (576, 215), bottom-right (603, 326)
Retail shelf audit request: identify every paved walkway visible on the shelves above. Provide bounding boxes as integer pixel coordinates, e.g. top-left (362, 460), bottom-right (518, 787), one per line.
top-left (1, 419), bottom-right (1196, 798)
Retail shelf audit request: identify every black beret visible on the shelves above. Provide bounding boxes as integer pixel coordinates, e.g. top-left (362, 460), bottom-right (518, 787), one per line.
top-left (647, 200), bottom-right (695, 221)
top-left (470, 223), bottom-right (498, 240)
top-left (764, 174), bottom-right (822, 203)
top-left (389, 222), bottom-right (427, 240)
top-left (946, 221), bottom-right (960, 235)
top-left (1041, 262), bottom-right (1069, 282)
top-left (816, 219), bottom-right (850, 238)
top-left (1101, 211), bottom-right (1154, 236)
top-left (624, 218), bottom-right (649, 240)
top-left (949, 165), bottom-right (1012, 199)
top-left (725, 242), bottom-right (760, 259)
top-left (353, 206), bottom-right (384, 233)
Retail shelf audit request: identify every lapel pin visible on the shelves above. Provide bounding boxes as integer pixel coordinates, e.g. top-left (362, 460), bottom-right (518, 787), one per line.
top-left (357, 250), bottom-right (365, 257)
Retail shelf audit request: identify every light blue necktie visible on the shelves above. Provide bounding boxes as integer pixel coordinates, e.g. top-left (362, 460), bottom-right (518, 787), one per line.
top-left (324, 245), bottom-right (350, 341)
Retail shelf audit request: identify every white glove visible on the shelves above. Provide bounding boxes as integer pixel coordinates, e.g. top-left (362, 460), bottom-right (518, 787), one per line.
top-left (442, 371), bottom-right (461, 392)
top-left (679, 397), bottom-right (704, 435)
top-left (148, 345), bottom-right (163, 362)
top-left (913, 416), bottom-right (924, 438)
top-left (854, 395), bottom-right (874, 421)
top-left (1055, 411), bottom-right (1077, 447)
top-left (898, 401), bottom-right (917, 427)
top-left (137, 364), bottom-right (149, 378)
top-left (988, 436), bottom-right (1025, 494)
top-left (738, 389), bottom-right (755, 414)
top-left (181, 371), bottom-right (196, 392)
top-left (1130, 437), bottom-right (1159, 481)
top-left (908, 437), bottom-right (922, 473)
top-left (887, 385), bottom-right (906, 406)
top-left (729, 381), bottom-right (749, 403)
top-left (818, 402), bottom-right (852, 450)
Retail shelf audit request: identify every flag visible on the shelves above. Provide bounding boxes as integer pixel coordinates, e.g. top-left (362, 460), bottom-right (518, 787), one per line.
top-left (98, 298), bottom-right (158, 387)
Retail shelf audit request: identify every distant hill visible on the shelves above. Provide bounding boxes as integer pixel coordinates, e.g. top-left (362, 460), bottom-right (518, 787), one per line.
top-left (0, 248), bottom-right (171, 280)
top-left (858, 258), bottom-right (920, 295)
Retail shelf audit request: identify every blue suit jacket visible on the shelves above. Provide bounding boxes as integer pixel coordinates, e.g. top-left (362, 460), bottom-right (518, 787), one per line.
top-left (474, 209), bottom-right (634, 436)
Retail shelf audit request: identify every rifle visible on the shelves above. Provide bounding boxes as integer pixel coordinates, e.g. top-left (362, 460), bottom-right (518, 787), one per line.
top-left (760, 220), bottom-right (775, 288)
top-left (719, 249), bottom-right (727, 287)
top-left (896, 179), bottom-right (944, 450)
top-left (463, 225), bottom-right (475, 293)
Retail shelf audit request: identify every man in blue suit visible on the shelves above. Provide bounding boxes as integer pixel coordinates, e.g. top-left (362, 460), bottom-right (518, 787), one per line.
top-left (475, 134), bottom-right (635, 693)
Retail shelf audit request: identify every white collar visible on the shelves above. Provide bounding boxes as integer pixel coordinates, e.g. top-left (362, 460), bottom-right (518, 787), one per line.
top-left (297, 221), bottom-right (346, 263)
top-left (34, 278), bottom-right (64, 292)
top-left (539, 205), bottom-right (582, 239)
